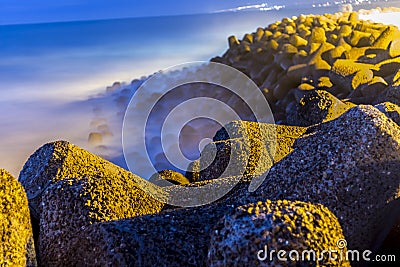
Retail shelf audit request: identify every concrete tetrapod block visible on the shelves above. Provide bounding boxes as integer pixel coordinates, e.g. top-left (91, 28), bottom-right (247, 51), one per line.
top-left (207, 200), bottom-right (350, 267)
top-left (254, 105), bottom-right (400, 251)
top-left (18, 141), bottom-right (164, 266)
top-left (197, 121), bottom-right (307, 181)
top-left (0, 169), bottom-right (37, 267)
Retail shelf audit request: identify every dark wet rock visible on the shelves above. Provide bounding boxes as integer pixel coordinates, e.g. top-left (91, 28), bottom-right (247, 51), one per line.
top-left (287, 90), bottom-right (355, 126)
top-left (207, 200), bottom-right (350, 267)
top-left (374, 57), bottom-right (400, 79)
top-left (0, 169), bottom-right (37, 267)
top-left (185, 160), bottom-right (200, 183)
top-left (378, 85), bottom-right (400, 106)
top-left (356, 76), bottom-right (388, 97)
top-left (375, 102), bottom-right (400, 125)
top-left (369, 198), bottom-right (400, 266)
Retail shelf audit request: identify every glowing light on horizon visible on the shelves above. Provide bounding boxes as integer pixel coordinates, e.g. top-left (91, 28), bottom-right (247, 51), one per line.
top-left (214, 3), bottom-right (285, 13)
top-left (214, 0), bottom-right (390, 13)
top-left (313, 0), bottom-right (383, 8)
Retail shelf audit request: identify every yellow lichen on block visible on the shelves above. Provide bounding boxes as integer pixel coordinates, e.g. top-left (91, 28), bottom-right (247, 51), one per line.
top-left (289, 34), bottom-right (308, 47)
top-left (310, 27), bottom-right (327, 43)
top-left (19, 141), bottom-right (165, 222)
top-left (149, 170), bottom-right (189, 187)
top-left (369, 76), bottom-right (388, 86)
top-left (282, 43), bottom-right (298, 54)
top-left (217, 10), bottom-right (400, 126)
top-left (346, 47), bottom-right (372, 60)
top-left (332, 59), bottom-right (377, 77)
top-left (198, 121), bottom-right (307, 181)
top-left (0, 169), bottom-right (36, 267)
top-left (317, 76), bottom-right (333, 88)
top-left (284, 25), bottom-right (296, 35)
top-left (352, 69), bottom-right (374, 90)
top-left (373, 26), bottom-right (400, 49)
top-left (185, 160), bottom-right (200, 182)
top-left (243, 33), bottom-right (253, 44)
top-left (336, 36), bottom-right (353, 51)
top-left (254, 27), bottom-right (265, 42)
top-left (348, 11), bottom-right (359, 23)
top-left (228, 35), bottom-right (239, 48)
top-left (389, 38), bottom-right (400, 58)
top-left (298, 83), bottom-right (315, 91)
top-left (267, 39), bottom-right (279, 51)
top-left (339, 24), bottom-right (352, 37)
top-left (208, 200), bottom-right (351, 267)
top-left (56, 142), bottom-right (165, 215)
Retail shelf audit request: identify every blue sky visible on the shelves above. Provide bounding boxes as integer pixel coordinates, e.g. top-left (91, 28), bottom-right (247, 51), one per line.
top-left (0, 0), bottom-right (288, 25)
top-left (0, 0), bottom-right (396, 25)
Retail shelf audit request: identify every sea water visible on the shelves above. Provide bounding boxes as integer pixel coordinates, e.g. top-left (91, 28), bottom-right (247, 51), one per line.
top-left (0, 10), bottom-right (300, 176)
top-left (0, 5), bottom-right (398, 177)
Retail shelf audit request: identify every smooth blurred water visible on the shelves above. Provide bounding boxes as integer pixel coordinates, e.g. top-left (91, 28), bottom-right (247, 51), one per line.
top-left (0, 12), bottom-right (299, 101)
top-left (1, 10), bottom-right (307, 175)
top-left (0, 5), bottom-right (396, 176)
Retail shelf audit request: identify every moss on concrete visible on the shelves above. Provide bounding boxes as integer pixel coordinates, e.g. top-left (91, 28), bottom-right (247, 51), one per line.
top-left (149, 170), bottom-right (189, 186)
top-left (373, 26), bottom-right (400, 49)
top-left (213, 11), bottom-right (400, 124)
top-left (208, 200), bottom-right (350, 267)
top-left (255, 105), bottom-right (400, 250)
top-left (198, 121), bottom-right (307, 181)
top-left (19, 141), bottom-right (164, 221)
top-left (27, 142), bottom-right (165, 266)
top-left (0, 169), bottom-right (37, 267)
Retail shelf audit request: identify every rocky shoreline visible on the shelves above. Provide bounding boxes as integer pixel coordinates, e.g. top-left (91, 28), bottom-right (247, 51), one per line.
top-left (1, 10), bottom-right (400, 266)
